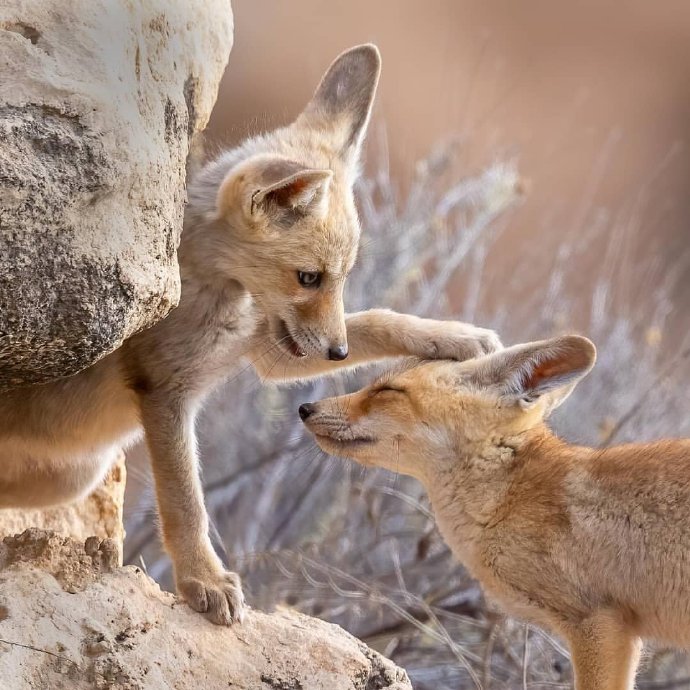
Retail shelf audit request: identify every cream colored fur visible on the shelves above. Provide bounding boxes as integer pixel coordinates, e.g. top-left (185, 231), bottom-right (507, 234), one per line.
top-left (303, 335), bottom-right (690, 689)
top-left (0, 45), bottom-right (500, 626)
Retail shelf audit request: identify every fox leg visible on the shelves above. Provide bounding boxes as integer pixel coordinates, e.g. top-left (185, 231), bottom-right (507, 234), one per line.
top-left (138, 391), bottom-right (244, 626)
top-left (0, 445), bottom-right (117, 509)
top-left (252, 309), bottom-right (501, 382)
top-left (566, 611), bottom-right (642, 690)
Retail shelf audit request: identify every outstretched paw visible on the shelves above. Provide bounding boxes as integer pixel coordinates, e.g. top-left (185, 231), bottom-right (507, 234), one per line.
top-left (468, 327), bottom-right (503, 356)
top-left (177, 569), bottom-right (246, 626)
top-left (431, 324), bottom-right (503, 361)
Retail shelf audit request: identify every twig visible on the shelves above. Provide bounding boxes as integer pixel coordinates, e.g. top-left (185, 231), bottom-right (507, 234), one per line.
top-left (482, 621), bottom-right (499, 690)
top-left (637, 678), bottom-right (690, 690)
top-left (522, 625), bottom-right (529, 690)
top-left (0, 638), bottom-right (78, 668)
top-left (278, 551), bottom-right (485, 688)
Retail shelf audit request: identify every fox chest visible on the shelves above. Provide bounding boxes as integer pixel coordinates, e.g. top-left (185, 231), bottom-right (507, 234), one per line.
top-left (434, 511), bottom-right (577, 628)
top-left (180, 302), bottom-right (261, 380)
top-left (133, 289), bottom-right (262, 395)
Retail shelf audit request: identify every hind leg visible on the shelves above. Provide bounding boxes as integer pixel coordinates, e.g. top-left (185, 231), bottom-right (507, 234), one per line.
top-left (0, 445), bottom-right (118, 509)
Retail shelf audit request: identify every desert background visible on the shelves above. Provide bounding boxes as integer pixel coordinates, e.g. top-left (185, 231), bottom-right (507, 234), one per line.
top-left (209, 0), bottom-right (690, 328)
top-left (125, 2), bottom-right (690, 687)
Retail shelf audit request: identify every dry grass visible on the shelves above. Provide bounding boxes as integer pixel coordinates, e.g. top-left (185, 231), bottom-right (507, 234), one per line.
top-left (124, 136), bottom-right (690, 689)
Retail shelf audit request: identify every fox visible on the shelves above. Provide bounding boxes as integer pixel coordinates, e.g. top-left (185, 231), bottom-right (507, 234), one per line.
top-left (0, 44), bottom-right (501, 626)
top-left (300, 334), bottom-right (690, 689)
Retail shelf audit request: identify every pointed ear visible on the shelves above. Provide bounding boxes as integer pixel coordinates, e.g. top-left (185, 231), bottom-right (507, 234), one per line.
top-left (473, 335), bottom-right (596, 415)
top-left (297, 44), bottom-right (381, 164)
top-left (250, 167), bottom-right (332, 218)
top-left (217, 157), bottom-right (332, 224)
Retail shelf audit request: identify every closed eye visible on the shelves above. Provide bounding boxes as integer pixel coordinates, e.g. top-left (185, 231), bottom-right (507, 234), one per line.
top-left (371, 386), bottom-right (407, 397)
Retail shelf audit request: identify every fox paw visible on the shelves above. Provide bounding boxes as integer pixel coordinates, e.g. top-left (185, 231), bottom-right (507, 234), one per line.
top-left (467, 327), bottom-right (503, 356)
top-left (177, 569), bottom-right (246, 626)
top-left (431, 325), bottom-right (503, 361)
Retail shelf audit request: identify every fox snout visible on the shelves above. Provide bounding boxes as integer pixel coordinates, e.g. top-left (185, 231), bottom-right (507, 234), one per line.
top-left (298, 402), bottom-right (317, 420)
top-left (293, 330), bottom-right (348, 361)
top-left (292, 295), bottom-right (349, 360)
top-left (298, 397), bottom-right (377, 448)
top-left (276, 317), bottom-right (348, 360)
top-left (298, 398), bottom-right (351, 438)
top-left (327, 344), bottom-right (348, 361)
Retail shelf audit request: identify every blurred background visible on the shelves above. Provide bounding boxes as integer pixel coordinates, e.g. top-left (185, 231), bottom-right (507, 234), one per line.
top-left (209, 0), bottom-right (690, 330)
top-left (126, 2), bottom-right (690, 687)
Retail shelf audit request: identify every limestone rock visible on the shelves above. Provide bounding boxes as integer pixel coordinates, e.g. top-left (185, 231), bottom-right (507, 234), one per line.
top-left (0, 530), bottom-right (412, 690)
top-left (0, 1), bottom-right (234, 388)
top-left (0, 528), bottom-right (119, 594)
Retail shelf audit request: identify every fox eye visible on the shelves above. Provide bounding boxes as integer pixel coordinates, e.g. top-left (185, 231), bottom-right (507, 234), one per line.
top-left (373, 386), bottom-right (406, 397)
top-left (297, 271), bottom-right (322, 288)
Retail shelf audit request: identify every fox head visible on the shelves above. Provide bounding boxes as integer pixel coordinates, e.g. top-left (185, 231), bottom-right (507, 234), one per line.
top-left (197, 44), bottom-right (381, 361)
top-left (300, 335), bottom-right (596, 480)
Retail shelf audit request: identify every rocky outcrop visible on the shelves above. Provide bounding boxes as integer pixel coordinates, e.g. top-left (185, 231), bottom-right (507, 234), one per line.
top-left (0, 1), bottom-right (234, 389)
top-left (0, 462), bottom-right (411, 688)
top-left (0, 529), bottom-right (412, 690)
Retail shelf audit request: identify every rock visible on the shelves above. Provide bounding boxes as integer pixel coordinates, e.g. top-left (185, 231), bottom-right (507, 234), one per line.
top-left (0, 530), bottom-right (412, 690)
top-left (0, 529), bottom-right (119, 594)
top-left (0, 1), bottom-right (234, 389)
top-left (0, 454), bottom-right (126, 563)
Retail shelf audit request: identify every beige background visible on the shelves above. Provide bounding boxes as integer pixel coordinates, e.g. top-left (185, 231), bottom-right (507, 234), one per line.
top-left (206, 0), bottom-right (689, 334)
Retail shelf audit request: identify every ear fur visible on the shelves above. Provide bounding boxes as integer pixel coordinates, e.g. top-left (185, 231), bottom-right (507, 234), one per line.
top-left (474, 335), bottom-right (596, 414)
top-left (297, 44), bottom-right (381, 163)
top-left (250, 168), bottom-right (332, 217)
top-left (216, 156), bottom-right (332, 222)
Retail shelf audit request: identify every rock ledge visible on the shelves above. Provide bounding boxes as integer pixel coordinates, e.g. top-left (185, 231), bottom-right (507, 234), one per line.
top-left (0, 529), bottom-right (412, 690)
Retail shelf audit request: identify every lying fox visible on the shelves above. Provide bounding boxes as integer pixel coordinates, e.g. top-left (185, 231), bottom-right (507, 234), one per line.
top-left (301, 335), bottom-right (690, 689)
top-left (0, 44), bottom-right (500, 625)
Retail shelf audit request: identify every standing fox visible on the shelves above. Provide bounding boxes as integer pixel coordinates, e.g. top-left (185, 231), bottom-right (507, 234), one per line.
top-left (0, 45), bottom-right (500, 625)
top-left (301, 335), bottom-right (690, 689)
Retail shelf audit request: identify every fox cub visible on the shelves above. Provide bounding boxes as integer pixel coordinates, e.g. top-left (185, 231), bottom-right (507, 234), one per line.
top-left (301, 335), bottom-right (690, 690)
top-left (0, 44), bottom-right (500, 626)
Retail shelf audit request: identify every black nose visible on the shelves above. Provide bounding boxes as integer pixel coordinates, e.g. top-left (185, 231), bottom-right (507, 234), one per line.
top-left (328, 344), bottom-right (349, 361)
top-left (299, 403), bottom-right (316, 421)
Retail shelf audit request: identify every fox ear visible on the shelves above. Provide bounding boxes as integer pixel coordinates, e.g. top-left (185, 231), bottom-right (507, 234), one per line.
top-left (249, 167), bottom-right (332, 219)
top-left (217, 157), bottom-right (332, 223)
top-left (473, 335), bottom-right (596, 415)
top-left (297, 44), bottom-right (381, 164)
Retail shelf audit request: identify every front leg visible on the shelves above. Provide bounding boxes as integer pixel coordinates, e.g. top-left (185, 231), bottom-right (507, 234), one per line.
top-left (138, 392), bottom-right (245, 625)
top-left (252, 309), bottom-right (501, 382)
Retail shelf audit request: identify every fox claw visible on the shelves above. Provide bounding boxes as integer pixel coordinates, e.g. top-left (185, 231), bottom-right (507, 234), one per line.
top-left (429, 325), bottom-right (503, 362)
top-left (475, 329), bottom-right (503, 355)
top-left (177, 569), bottom-right (246, 626)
